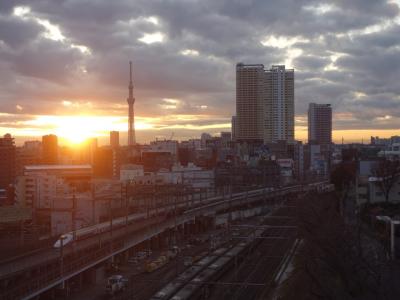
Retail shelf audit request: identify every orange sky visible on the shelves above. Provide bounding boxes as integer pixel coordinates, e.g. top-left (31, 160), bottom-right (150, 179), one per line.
top-left (1, 112), bottom-right (398, 146)
top-left (1, 3), bottom-right (400, 147)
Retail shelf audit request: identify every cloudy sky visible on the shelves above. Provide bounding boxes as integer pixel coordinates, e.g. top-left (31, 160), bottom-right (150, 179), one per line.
top-left (1, 0), bottom-right (400, 145)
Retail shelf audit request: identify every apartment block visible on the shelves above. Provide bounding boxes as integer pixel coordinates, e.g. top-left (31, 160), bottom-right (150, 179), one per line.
top-left (235, 63), bottom-right (294, 144)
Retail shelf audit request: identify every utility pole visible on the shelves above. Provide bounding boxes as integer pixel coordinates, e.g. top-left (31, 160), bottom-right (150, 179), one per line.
top-left (72, 192), bottom-right (77, 244)
top-left (125, 182), bottom-right (128, 226)
top-left (109, 199), bottom-right (113, 252)
top-left (174, 184), bottom-right (178, 246)
top-left (59, 235), bottom-right (67, 289)
top-left (91, 181), bottom-right (95, 225)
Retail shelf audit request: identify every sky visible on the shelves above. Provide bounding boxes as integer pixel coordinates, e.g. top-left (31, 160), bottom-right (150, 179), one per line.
top-left (0, 0), bottom-right (400, 145)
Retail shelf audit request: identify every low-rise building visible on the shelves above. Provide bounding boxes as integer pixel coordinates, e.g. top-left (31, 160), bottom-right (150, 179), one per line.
top-left (368, 176), bottom-right (400, 204)
top-left (120, 164), bottom-right (144, 181)
top-left (378, 143), bottom-right (400, 159)
top-left (15, 164), bottom-right (93, 236)
top-left (158, 163), bottom-right (214, 189)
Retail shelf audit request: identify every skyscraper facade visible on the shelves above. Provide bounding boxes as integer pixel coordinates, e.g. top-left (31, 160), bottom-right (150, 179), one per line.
top-left (308, 103), bottom-right (332, 145)
top-left (235, 63), bottom-right (265, 143)
top-left (265, 65), bottom-right (294, 143)
top-left (42, 134), bottom-right (58, 164)
top-left (235, 63), bottom-right (294, 144)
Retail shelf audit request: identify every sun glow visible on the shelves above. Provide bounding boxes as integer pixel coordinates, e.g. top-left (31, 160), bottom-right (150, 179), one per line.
top-left (25, 115), bottom-right (154, 145)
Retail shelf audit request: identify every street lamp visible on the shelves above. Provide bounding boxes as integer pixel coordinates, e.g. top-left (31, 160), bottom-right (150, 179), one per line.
top-left (376, 215), bottom-right (400, 260)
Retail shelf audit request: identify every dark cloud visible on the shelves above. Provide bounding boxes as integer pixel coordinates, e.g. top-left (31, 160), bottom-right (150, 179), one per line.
top-left (0, 15), bottom-right (42, 49)
top-left (0, 0), bottom-right (400, 141)
top-left (294, 55), bottom-right (330, 70)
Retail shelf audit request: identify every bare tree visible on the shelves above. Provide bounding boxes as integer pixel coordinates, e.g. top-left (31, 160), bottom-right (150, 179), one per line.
top-left (372, 159), bottom-right (400, 203)
top-left (279, 192), bottom-right (388, 300)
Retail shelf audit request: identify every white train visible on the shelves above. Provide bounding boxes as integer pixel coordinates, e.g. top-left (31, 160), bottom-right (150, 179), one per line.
top-left (53, 181), bottom-right (332, 248)
top-left (54, 210), bottom-right (150, 248)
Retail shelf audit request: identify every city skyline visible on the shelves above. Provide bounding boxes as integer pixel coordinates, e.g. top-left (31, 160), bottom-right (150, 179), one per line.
top-left (1, 1), bottom-right (400, 145)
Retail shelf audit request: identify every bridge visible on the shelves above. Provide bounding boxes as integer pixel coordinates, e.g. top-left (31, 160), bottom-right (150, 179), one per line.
top-left (0, 183), bottom-right (328, 300)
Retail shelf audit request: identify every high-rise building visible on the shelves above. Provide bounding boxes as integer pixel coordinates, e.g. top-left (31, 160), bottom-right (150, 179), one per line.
top-left (0, 134), bottom-right (16, 189)
top-left (265, 65), bottom-right (294, 143)
top-left (110, 131), bottom-right (119, 148)
top-left (235, 63), bottom-right (294, 144)
top-left (236, 64), bottom-right (265, 143)
top-left (127, 61), bottom-right (136, 146)
top-left (308, 103), bottom-right (332, 145)
top-left (42, 134), bottom-right (58, 164)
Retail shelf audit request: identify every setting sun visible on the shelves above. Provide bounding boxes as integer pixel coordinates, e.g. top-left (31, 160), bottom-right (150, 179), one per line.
top-left (27, 116), bottom-right (120, 145)
top-left (23, 115), bottom-right (157, 145)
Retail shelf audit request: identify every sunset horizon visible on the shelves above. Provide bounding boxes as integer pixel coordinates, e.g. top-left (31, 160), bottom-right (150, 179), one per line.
top-left (1, 2), bottom-right (400, 146)
top-left (2, 2), bottom-right (400, 300)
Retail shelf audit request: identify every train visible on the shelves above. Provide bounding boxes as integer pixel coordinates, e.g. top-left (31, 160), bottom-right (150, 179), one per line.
top-left (53, 181), bottom-right (333, 248)
top-left (53, 206), bottom-right (176, 248)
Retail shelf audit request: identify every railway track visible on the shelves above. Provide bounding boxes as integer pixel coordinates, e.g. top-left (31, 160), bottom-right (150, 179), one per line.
top-left (143, 200), bottom-right (296, 300)
top-left (213, 198), bottom-right (298, 300)
top-left (158, 196), bottom-right (299, 300)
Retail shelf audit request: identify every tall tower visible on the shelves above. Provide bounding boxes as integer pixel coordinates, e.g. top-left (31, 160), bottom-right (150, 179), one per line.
top-left (235, 63), bottom-right (294, 144)
top-left (265, 65), bottom-right (294, 143)
top-left (127, 61), bottom-right (136, 146)
top-left (235, 63), bottom-right (265, 143)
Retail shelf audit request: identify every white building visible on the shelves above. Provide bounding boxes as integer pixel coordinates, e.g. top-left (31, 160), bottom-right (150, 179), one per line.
top-left (378, 143), bottom-right (400, 159)
top-left (157, 163), bottom-right (214, 189)
top-left (147, 140), bottom-right (178, 155)
top-left (266, 65), bottom-right (294, 143)
top-left (120, 164), bottom-right (144, 181)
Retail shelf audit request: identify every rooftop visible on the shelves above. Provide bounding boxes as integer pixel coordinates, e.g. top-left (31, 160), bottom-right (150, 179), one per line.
top-left (24, 164), bottom-right (92, 171)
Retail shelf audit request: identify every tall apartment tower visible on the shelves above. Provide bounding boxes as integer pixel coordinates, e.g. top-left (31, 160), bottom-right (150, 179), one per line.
top-left (235, 63), bottom-right (294, 144)
top-left (308, 103), bottom-right (332, 145)
top-left (236, 64), bottom-right (265, 143)
top-left (0, 134), bottom-right (15, 189)
top-left (265, 65), bottom-right (294, 142)
top-left (42, 134), bottom-right (58, 164)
